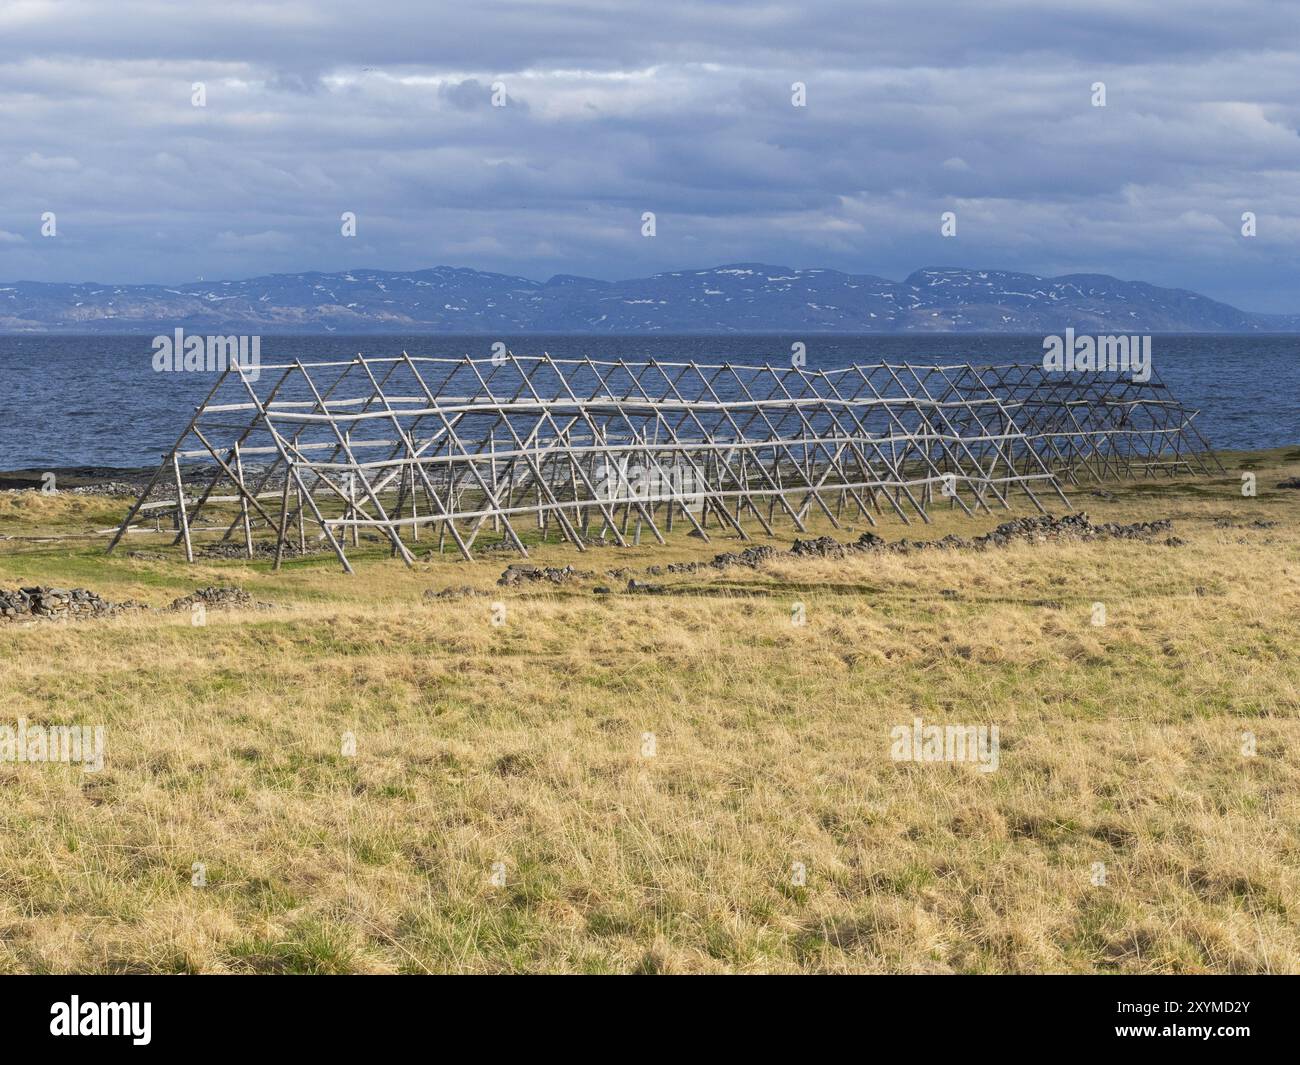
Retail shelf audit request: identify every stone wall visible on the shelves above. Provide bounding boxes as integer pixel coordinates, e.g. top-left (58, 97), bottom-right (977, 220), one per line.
top-left (0, 585), bottom-right (266, 625)
top-left (0, 587), bottom-right (146, 623)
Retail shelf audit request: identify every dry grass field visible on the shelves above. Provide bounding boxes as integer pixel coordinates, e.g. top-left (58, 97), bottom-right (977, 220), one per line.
top-left (0, 447), bottom-right (1297, 974)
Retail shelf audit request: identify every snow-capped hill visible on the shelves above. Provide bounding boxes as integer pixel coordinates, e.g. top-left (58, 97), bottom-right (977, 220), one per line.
top-left (0, 264), bottom-right (1293, 334)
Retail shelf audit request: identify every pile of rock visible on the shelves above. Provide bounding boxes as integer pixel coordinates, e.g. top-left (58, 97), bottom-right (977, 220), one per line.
top-left (497, 563), bottom-right (593, 587)
top-left (0, 584), bottom-right (272, 625)
top-left (1094, 518), bottom-right (1174, 541)
top-left (0, 586), bottom-right (145, 624)
top-left (477, 511), bottom-right (1184, 598)
top-left (655, 513), bottom-right (1181, 581)
top-left (644, 544), bottom-right (778, 577)
top-left (166, 587), bottom-right (271, 612)
top-left (969, 512), bottom-right (1101, 546)
top-left (717, 544), bottom-right (778, 568)
top-left (859, 532), bottom-right (976, 552)
top-left (790, 536), bottom-right (848, 559)
top-left (424, 585), bottom-right (482, 601)
top-left (1213, 518), bottom-right (1278, 529)
top-left (851, 513), bottom-right (1178, 553)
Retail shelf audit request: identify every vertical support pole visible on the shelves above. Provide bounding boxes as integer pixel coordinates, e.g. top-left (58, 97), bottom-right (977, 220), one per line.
top-left (274, 471), bottom-right (293, 571)
top-left (172, 454), bottom-right (194, 563)
top-left (234, 442), bottom-right (254, 559)
top-left (409, 463), bottom-right (420, 542)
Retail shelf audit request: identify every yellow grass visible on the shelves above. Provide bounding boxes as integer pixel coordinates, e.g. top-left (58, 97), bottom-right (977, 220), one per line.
top-left (0, 448), bottom-right (1297, 973)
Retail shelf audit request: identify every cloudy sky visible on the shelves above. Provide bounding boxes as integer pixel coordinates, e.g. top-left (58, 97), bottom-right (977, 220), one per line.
top-left (2, 0), bottom-right (1298, 310)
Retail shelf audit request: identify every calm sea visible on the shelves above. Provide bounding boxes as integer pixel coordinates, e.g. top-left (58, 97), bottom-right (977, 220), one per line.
top-left (0, 334), bottom-right (1296, 469)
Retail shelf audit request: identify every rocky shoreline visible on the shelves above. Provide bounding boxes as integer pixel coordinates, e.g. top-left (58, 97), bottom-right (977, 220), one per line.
top-left (0, 466), bottom-right (157, 495)
top-left (0, 465), bottom-right (279, 498)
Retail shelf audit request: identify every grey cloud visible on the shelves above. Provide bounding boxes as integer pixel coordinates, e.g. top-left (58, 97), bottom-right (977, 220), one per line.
top-left (0, 1), bottom-right (1297, 311)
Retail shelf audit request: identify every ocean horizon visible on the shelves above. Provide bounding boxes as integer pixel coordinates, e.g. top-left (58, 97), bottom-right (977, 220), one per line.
top-left (2, 332), bottom-right (1296, 471)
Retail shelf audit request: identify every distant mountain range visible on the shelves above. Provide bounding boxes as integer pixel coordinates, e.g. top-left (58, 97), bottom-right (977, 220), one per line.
top-left (1, 264), bottom-right (1296, 334)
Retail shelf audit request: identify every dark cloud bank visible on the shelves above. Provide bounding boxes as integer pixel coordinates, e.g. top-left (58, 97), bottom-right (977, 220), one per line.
top-left (1, 1), bottom-right (1297, 312)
